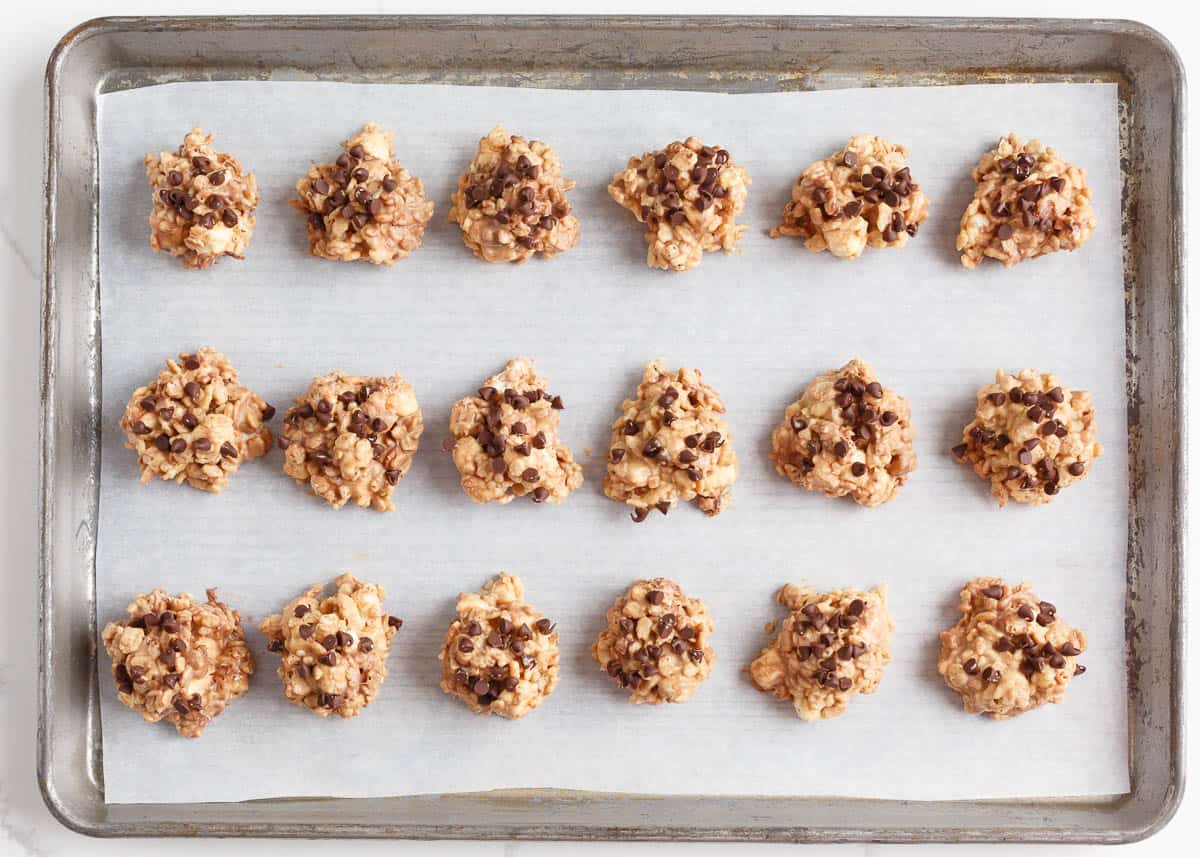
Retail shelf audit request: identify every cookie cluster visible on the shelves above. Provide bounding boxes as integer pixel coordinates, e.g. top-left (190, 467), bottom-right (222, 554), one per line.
top-left (279, 371), bottom-right (424, 511)
top-left (770, 359), bottom-right (917, 507)
top-left (144, 128), bottom-right (259, 269)
top-left (937, 578), bottom-right (1087, 719)
top-left (291, 123), bottom-right (435, 265)
top-left (603, 361), bottom-right (739, 519)
top-left (952, 369), bottom-right (1102, 505)
top-left (118, 347), bottom-right (273, 493)
top-left (448, 125), bottom-right (581, 263)
top-left (592, 578), bottom-right (715, 704)
top-left (447, 358), bottom-right (583, 505)
top-left (771, 135), bottom-right (930, 259)
top-left (607, 136), bottom-right (751, 271)
top-left (749, 584), bottom-right (894, 720)
top-left (101, 589), bottom-right (254, 737)
top-left (437, 574), bottom-right (560, 719)
top-left (259, 575), bottom-right (402, 718)
top-left (956, 133), bottom-right (1097, 269)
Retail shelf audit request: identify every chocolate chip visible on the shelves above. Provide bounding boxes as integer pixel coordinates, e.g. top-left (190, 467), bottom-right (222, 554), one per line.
top-left (631, 507), bottom-right (650, 523)
top-left (850, 462), bottom-right (866, 477)
top-left (298, 623), bottom-right (315, 639)
top-left (219, 441), bottom-right (238, 459)
top-left (982, 584), bottom-right (1005, 599)
top-left (1068, 462), bottom-right (1086, 476)
top-left (183, 381), bottom-right (202, 401)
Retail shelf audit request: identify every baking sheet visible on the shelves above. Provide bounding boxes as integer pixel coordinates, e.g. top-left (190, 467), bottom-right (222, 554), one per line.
top-left (95, 80), bottom-right (1128, 805)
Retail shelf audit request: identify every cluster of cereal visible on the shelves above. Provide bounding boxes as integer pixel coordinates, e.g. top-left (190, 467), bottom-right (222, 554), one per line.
top-left (145, 129), bottom-right (1095, 272)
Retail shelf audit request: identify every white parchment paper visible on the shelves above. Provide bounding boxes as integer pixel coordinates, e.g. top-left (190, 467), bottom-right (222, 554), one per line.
top-left (96, 80), bottom-right (1128, 804)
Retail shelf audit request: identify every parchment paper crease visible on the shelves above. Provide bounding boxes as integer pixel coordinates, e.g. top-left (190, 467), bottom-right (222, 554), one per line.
top-left (96, 80), bottom-right (1128, 804)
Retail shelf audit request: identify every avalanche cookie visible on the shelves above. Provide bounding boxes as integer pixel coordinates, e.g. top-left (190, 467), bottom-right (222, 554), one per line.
top-left (592, 578), bottom-right (715, 704)
top-left (291, 123), bottom-right (434, 265)
top-left (952, 369), bottom-right (1102, 506)
top-left (119, 347), bottom-right (273, 493)
top-left (145, 128), bottom-right (259, 269)
top-left (604, 361), bottom-right (737, 520)
top-left (608, 137), bottom-right (750, 271)
top-left (438, 573), bottom-right (559, 719)
top-left (749, 584), bottom-right (892, 721)
top-left (447, 358), bottom-right (582, 505)
top-left (938, 577), bottom-right (1087, 719)
top-left (957, 134), bottom-right (1097, 269)
top-left (769, 359), bottom-right (917, 507)
top-left (771, 135), bottom-right (929, 259)
top-left (259, 574), bottom-right (402, 719)
top-left (101, 589), bottom-right (254, 737)
top-left (280, 371), bottom-right (423, 511)
top-left (449, 126), bottom-right (580, 263)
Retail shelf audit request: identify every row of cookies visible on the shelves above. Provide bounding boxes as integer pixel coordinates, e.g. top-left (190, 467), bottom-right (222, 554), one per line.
top-left (120, 349), bottom-right (1103, 511)
top-left (147, 124), bottom-right (1096, 272)
top-left (102, 573), bottom-right (1087, 738)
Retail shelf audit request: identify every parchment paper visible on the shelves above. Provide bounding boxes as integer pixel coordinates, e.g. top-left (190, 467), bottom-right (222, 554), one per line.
top-left (96, 80), bottom-right (1128, 804)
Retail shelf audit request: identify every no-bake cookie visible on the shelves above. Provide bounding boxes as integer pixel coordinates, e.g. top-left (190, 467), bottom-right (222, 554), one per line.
top-left (771, 135), bottom-right (929, 259)
top-left (291, 123), bottom-right (434, 265)
top-left (749, 583), bottom-right (893, 721)
top-left (448, 126), bottom-right (580, 263)
top-left (119, 347), bottom-right (273, 493)
top-left (259, 574), bottom-right (402, 719)
top-left (769, 359), bottom-right (917, 507)
top-left (952, 369), bottom-right (1101, 506)
top-left (101, 588), bottom-right (254, 737)
top-left (608, 137), bottom-right (750, 271)
top-left (438, 573), bottom-right (559, 719)
top-left (938, 577), bottom-right (1087, 719)
top-left (604, 361), bottom-right (737, 520)
top-left (447, 358), bottom-right (582, 505)
top-left (956, 134), bottom-right (1096, 269)
top-left (592, 578), bottom-right (715, 704)
top-left (279, 371), bottom-right (423, 511)
top-left (145, 128), bottom-right (259, 269)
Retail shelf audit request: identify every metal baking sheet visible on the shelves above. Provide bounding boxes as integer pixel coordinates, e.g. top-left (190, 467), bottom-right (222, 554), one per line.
top-left (40, 15), bottom-right (1185, 842)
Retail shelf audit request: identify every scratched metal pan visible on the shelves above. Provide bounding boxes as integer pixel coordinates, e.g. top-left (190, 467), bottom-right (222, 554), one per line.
top-left (40, 15), bottom-right (1184, 842)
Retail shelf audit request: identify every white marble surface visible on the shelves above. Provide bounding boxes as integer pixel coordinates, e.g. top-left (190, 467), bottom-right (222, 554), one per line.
top-left (1, 1), bottom-right (1194, 855)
